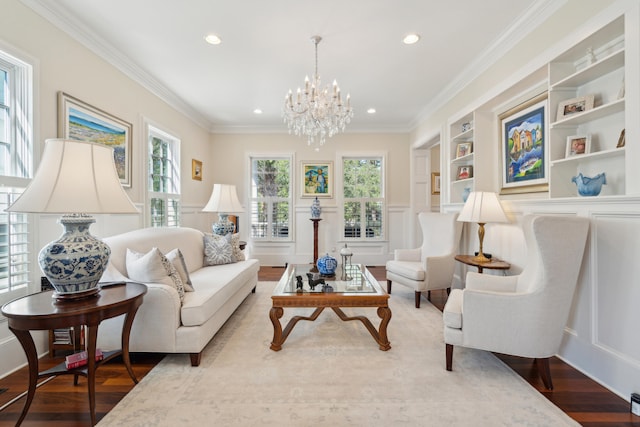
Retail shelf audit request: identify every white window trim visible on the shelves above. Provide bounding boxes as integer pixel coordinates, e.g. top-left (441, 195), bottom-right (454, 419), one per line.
top-left (0, 41), bottom-right (37, 305)
top-left (336, 151), bottom-right (387, 241)
top-left (247, 152), bottom-right (295, 242)
top-left (145, 120), bottom-right (181, 227)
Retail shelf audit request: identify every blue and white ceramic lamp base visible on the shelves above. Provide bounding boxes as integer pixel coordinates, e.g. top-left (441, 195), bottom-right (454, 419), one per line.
top-left (39, 214), bottom-right (110, 300)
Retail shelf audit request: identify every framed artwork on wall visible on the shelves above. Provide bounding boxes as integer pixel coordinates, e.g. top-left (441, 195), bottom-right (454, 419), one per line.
top-left (301, 161), bottom-right (333, 198)
top-left (192, 159), bottom-right (203, 180)
top-left (431, 172), bottom-right (441, 195)
top-left (499, 92), bottom-right (548, 194)
top-left (58, 92), bottom-right (132, 187)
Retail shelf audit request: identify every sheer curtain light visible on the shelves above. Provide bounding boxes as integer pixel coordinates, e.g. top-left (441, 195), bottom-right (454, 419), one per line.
top-left (457, 191), bottom-right (508, 263)
top-left (7, 139), bottom-right (138, 299)
top-left (202, 184), bottom-right (244, 235)
top-left (282, 36), bottom-right (353, 150)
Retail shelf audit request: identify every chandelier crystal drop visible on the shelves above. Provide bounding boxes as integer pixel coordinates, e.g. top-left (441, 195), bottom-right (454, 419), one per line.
top-left (283, 36), bottom-right (353, 148)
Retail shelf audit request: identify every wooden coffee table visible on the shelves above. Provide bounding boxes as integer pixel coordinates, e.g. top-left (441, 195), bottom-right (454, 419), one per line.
top-left (269, 264), bottom-right (391, 351)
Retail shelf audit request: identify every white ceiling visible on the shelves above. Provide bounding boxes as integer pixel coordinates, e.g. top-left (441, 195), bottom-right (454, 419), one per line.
top-left (25, 0), bottom-right (559, 134)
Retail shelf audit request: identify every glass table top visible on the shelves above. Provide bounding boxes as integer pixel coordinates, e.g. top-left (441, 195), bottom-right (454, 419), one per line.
top-left (276, 264), bottom-right (381, 295)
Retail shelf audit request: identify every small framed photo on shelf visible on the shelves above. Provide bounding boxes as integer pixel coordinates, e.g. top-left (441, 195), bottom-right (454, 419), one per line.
top-left (565, 135), bottom-right (591, 157)
top-left (456, 165), bottom-right (473, 180)
top-left (455, 142), bottom-right (472, 158)
top-left (616, 129), bottom-right (625, 148)
top-left (556, 95), bottom-right (595, 121)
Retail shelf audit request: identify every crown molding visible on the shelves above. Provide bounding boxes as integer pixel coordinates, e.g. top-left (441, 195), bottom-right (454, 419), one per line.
top-left (410, 0), bottom-right (567, 133)
top-left (21, 0), bottom-right (213, 131)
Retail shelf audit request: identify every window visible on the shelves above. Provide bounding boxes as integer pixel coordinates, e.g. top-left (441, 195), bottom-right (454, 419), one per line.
top-left (342, 156), bottom-right (384, 240)
top-left (0, 48), bottom-right (33, 303)
top-left (249, 157), bottom-right (292, 241)
top-left (148, 126), bottom-right (180, 227)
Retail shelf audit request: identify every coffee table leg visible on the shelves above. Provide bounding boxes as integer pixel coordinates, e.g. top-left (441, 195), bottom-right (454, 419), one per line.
top-left (331, 307), bottom-right (392, 351)
top-left (9, 327), bottom-right (37, 426)
top-left (269, 307), bottom-right (284, 351)
top-left (270, 306), bottom-right (325, 351)
top-left (377, 307), bottom-right (392, 351)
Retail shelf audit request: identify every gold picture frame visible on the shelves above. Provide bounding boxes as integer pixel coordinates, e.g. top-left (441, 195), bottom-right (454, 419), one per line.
top-left (301, 161), bottom-right (333, 198)
top-left (431, 172), bottom-right (441, 195)
top-left (58, 92), bottom-right (132, 187)
top-left (192, 159), bottom-right (203, 181)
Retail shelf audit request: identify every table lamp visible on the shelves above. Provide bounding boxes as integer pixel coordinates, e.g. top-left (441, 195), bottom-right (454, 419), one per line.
top-left (202, 184), bottom-right (244, 235)
top-left (6, 139), bottom-right (138, 299)
top-left (457, 191), bottom-right (508, 263)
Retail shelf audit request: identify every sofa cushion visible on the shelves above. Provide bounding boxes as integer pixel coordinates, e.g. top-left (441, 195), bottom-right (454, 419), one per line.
top-left (181, 260), bottom-right (259, 327)
top-left (126, 247), bottom-right (185, 303)
top-left (166, 248), bottom-right (194, 292)
top-left (204, 233), bottom-right (234, 265)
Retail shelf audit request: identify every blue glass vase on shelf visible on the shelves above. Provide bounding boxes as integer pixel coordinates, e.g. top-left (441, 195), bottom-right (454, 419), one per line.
top-left (571, 172), bottom-right (606, 196)
top-left (317, 253), bottom-right (337, 277)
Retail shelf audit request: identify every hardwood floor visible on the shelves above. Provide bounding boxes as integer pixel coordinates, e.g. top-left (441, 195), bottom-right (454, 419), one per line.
top-left (0, 265), bottom-right (637, 426)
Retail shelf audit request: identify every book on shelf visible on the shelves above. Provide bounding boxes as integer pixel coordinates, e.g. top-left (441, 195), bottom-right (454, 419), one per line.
top-left (65, 349), bottom-right (104, 369)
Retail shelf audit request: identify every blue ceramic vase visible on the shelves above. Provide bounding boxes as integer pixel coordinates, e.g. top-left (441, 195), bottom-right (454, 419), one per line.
top-left (310, 197), bottom-right (321, 219)
top-left (317, 253), bottom-right (337, 276)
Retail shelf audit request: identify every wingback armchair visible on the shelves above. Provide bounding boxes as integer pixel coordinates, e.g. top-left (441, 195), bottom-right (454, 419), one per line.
top-left (386, 212), bottom-right (462, 308)
top-left (443, 215), bottom-right (590, 389)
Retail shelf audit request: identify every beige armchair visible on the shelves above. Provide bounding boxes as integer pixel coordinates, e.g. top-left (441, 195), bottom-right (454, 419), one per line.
top-left (386, 212), bottom-right (462, 308)
top-left (443, 215), bottom-right (590, 389)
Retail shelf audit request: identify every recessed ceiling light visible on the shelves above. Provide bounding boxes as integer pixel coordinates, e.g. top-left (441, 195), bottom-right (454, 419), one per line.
top-left (205, 34), bottom-right (222, 45)
top-left (367, 108), bottom-right (376, 114)
top-left (253, 108), bottom-right (263, 114)
top-left (402, 33), bottom-right (420, 45)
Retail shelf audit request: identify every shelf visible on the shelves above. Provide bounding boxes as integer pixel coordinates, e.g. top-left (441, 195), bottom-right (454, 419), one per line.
top-left (451, 153), bottom-right (474, 164)
top-left (451, 177), bottom-right (474, 185)
top-left (551, 147), bottom-right (625, 166)
top-left (551, 98), bottom-right (624, 128)
top-left (451, 128), bottom-right (473, 142)
top-left (551, 48), bottom-right (624, 89)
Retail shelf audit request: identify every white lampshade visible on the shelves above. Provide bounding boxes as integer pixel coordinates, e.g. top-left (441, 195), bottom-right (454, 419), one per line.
top-left (7, 139), bottom-right (138, 214)
top-left (457, 191), bottom-right (508, 224)
top-left (202, 184), bottom-right (244, 213)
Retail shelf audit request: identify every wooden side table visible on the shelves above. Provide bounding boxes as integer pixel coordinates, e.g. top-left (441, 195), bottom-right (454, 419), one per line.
top-left (1, 282), bottom-right (147, 426)
top-left (455, 254), bottom-right (511, 274)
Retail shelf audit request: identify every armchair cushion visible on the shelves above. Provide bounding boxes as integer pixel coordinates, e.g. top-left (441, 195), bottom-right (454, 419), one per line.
top-left (384, 260), bottom-right (425, 281)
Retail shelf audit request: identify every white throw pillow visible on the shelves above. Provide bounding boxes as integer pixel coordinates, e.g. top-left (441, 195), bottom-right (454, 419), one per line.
top-left (126, 247), bottom-right (185, 303)
top-left (231, 233), bottom-right (245, 262)
top-left (100, 261), bottom-right (129, 283)
top-left (203, 233), bottom-right (234, 266)
top-left (166, 248), bottom-right (194, 292)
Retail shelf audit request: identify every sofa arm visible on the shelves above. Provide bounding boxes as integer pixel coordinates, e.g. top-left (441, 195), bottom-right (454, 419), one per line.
top-left (97, 282), bottom-right (182, 352)
top-left (394, 248), bottom-right (421, 262)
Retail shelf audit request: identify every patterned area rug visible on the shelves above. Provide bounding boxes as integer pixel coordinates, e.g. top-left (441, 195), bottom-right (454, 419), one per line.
top-left (98, 282), bottom-right (578, 426)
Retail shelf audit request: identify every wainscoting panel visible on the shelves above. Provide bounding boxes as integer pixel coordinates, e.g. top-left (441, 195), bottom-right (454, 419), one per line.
top-left (593, 213), bottom-right (640, 363)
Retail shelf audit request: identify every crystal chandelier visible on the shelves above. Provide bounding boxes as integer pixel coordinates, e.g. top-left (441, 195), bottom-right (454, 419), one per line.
top-left (283, 36), bottom-right (353, 148)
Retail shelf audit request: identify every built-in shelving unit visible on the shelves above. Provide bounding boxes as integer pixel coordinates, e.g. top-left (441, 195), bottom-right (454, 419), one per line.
top-left (443, 12), bottom-right (633, 202)
top-left (548, 15), bottom-right (626, 198)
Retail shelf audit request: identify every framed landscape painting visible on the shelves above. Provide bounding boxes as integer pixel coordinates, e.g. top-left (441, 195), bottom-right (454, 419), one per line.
top-left (499, 92), bottom-right (548, 194)
top-left (58, 92), bottom-right (132, 187)
top-left (301, 161), bottom-right (333, 198)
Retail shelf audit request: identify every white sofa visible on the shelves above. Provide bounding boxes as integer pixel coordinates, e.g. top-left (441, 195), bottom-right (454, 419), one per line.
top-left (96, 227), bottom-right (259, 366)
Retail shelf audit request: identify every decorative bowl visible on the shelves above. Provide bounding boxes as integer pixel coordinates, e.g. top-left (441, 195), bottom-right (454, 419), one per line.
top-left (571, 172), bottom-right (606, 196)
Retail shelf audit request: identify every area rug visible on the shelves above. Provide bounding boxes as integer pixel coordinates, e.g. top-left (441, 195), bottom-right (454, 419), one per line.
top-left (98, 282), bottom-right (578, 426)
